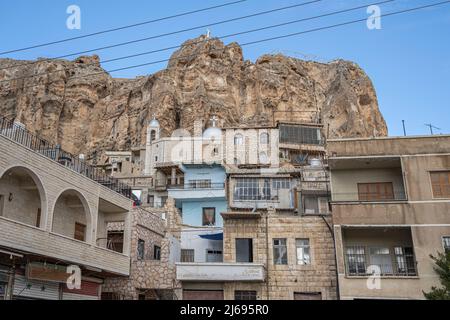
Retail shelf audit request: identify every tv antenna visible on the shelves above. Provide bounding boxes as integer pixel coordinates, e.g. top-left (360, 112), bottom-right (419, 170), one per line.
top-left (424, 123), bottom-right (441, 135)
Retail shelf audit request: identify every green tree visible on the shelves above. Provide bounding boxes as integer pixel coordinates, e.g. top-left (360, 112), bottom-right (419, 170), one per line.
top-left (423, 251), bottom-right (450, 300)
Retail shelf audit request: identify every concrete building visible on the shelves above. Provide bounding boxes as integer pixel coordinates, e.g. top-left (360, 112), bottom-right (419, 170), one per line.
top-left (0, 117), bottom-right (133, 300)
top-left (328, 135), bottom-right (450, 300)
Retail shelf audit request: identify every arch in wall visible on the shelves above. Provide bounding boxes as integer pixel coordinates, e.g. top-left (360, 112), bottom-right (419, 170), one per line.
top-left (0, 165), bottom-right (47, 228)
top-left (51, 189), bottom-right (92, 243)
top-left (260, 132), bottom-right (269, 145)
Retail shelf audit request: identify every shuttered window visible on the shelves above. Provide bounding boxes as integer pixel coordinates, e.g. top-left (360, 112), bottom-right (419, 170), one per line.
top-left (430, 171), bottom-right (450, 198)
top-left (357, 182), bottom-right (394, 201)
top-left (74, 222), bottom-right (86, 241)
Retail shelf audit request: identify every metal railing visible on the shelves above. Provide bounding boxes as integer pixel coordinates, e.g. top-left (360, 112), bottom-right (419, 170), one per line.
top-left (331, 191), bottom-right (407, 202)
top-left (0, 115), bottom-right (132, 199)
top-left (169, 181), bottom-right (225, 190)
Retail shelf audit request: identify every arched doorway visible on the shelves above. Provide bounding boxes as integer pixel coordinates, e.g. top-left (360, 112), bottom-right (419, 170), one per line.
top-left (0, 166), bottom-right (46, 228)
top-left (52, 189), bottom-right (91, 242)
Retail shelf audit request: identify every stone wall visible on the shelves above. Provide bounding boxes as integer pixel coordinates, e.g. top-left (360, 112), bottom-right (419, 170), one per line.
top-left (222, 209), bottom-right (337, 300)
top-left (102, 200), bottom-right (182, 300)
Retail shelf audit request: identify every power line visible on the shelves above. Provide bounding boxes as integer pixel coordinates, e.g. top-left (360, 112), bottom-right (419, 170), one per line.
top-left (0, 0), bottom-right (394, 84)
top-left (0, 0), bottom-right (323, 72)
top-left (2, 1), bottom-right (448, 92)
top-left (0, 0), bottom-right (248, 56)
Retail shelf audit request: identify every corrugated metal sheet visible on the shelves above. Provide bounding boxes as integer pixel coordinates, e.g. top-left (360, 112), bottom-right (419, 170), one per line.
top-left (62, 280), bottom-right (99, 297)
top-left (13, 275), bottom-right (60, 300)
top-left (62, 292), bottom-right (99, 300)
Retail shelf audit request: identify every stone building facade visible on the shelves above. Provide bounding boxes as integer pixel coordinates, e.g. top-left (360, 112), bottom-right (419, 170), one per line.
top-left (102, 199), bottom-right (182, 300)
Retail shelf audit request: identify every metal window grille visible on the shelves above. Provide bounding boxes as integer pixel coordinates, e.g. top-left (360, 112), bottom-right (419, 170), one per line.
top-left (235, 290), bottom-right (257, 300)
top-left (443, 237), bottom-right (450, 253)
top-left (279, 124), bottom-right (322, 145)
top-left (345, 246), bottom-right (367, 276)
top-left (181, 249), bottom-right (195, 263)
top-left (394, 247), bottom-right (417, 276)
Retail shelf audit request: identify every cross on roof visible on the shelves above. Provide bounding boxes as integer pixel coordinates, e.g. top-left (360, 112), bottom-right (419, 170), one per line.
top-left (210, 115), bottom-right (218, 127)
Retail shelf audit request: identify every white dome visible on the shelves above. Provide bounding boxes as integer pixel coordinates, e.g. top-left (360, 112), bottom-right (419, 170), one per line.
top-left (203, 127), bottom-right (222, 141)
top-left (149, 118), bottom-right (160, 127)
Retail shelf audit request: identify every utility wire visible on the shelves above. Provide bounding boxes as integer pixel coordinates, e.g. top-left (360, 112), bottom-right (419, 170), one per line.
top-left (0, 0), bottom-right (393, 84)
top-left (0, 0), bottom-right (248, 56)
top-left (2, 1), bottom-right (448, 92)
top-left (0, 0), bottom-right (323, 72)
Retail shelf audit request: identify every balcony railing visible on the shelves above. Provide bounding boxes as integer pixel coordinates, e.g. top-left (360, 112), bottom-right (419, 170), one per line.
top-left (0, 116), bottom-right (132, 199)
top-left (332, 191), bottom-right (407, 202)
top-left (169, 181), bottom-right (225, 190)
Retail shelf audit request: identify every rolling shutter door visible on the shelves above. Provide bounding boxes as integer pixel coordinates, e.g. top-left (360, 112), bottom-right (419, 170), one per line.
top-left (183, 290), bottom-right (224, 300)
top-left (13, 275), bottom-right (60, 300)
top-left (62, 280), bottom-right (100, 300)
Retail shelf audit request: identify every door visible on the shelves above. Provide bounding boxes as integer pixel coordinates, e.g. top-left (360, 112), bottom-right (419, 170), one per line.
top-left (183, 290), bottom-right (224, 300)
top-left (294, 292), bottom-right (322, 300)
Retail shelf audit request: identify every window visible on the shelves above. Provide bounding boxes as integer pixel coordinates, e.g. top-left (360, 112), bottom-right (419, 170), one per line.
top-left (259, 152), bottom-right (268, 164)
top-left (303, 195), bottom-right (329, 214)
top-left (430, 171), bottom-right (450, 198)
top-left (74, 222), bottom-right (86, 241)
top-left (279, 124), bottom-right (322, 145)
top-left (107, 231), bottom-right (124, 253)
top-left (206, 250), bottom-right (223, 262)
top-left (181, 249), bottom-right (195, 262)
top-left (202, 208), bottom-right (216, 226)
top-left (345, 246), bottom-right (367, 276)
top-left (272, 179), bottom-right (290, 189)
top-left (35, 208), bottom-right (41, 228)
top-left (394, 247), bottom-right (416, 276)
top-left (358, 182), bottom-right (394, 201)
top-left (236, 239), bottom-right (253, 263)
top-left (273, 239), bottom-right (288, 265)
top-left (260, 132), bottom-right (269, 144)
top-left (189, 180), bottom-right (211, 189)
top-left (443, 237), bottom-right (450, 253)
top-left (234, 178), bottom-right (271, 201)
top-left (234, 134), bottom-right (243, 145)
top-left (153, 245), bottom-right (161, 260)
top-left (296, 239), bottom-right (311, 265)
top-left (369, 247), bottom-right (393, 275)
top-left (137, 239), bottom-right (145, 260)
top-left (235, 290), bottom-right (257, 300)
top-left (150, 130), bottom-right (156, 142)
top-left (147, 195), bottom-right (154, 207)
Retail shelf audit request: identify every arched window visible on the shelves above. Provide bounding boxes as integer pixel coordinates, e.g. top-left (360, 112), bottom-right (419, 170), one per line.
top-left (150, 130), bottom-right (156, 142)
top-left (234, 134), bottom-right (243, 145)
top-left (260, 132), bottom-right (269, 144)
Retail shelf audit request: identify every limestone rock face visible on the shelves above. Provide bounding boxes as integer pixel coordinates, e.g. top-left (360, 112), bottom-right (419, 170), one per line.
top-left (0, 35), bottom-right (387, 160)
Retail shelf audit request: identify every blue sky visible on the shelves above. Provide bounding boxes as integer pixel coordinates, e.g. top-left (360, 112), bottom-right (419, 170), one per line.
top-left (1, 0), bottom-right (449, 136)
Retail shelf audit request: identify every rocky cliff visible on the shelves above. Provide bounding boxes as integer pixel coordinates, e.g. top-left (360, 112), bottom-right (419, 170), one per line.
top-left (0, 35), bottom-right (387, 160)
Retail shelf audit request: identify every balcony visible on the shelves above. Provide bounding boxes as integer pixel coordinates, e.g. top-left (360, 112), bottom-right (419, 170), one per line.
top-left (168, 180), bottom-right (226, 200)
top-left (0, 216), bottom-right (130, 275)
top-left (0, 116), bottom-right (132, 198)
top-left (330, 157), bottom-right (407, 203)
top-left (176, 262), bottom-right (265, 282)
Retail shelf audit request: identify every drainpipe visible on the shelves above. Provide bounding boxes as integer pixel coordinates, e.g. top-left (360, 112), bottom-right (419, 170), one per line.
top-left (265, 212), bottom-right (270, 300)
top-left (5, 258), bottom-right (16, 300)
top-left (320, 215), bottom-right (340, 300)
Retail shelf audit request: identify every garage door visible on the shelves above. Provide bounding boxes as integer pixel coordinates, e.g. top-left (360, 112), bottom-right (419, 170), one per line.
top-left (62, 280), bottom-right (100, 300)
top-left (13, 275), bottom-right (60, 300)
top-left (183, 290), bottom-right (224, 300)
top-left (294, 292), bottom-right (322, 300)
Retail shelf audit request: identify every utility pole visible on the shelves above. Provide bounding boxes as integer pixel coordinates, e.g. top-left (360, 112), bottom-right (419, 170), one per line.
top-left (425, 123), bottom-right (441, 135)
top-left (402, 120), bottom-right (406, 136)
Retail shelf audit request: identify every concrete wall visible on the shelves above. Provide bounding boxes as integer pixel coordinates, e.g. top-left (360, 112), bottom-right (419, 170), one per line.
top-left (0, 135), bottom-right (133, 274)
top-left (331, 168), bottom-right (405, 202)
top-left (181, 227), bottom-right (223, 263)
top-left (182, 199), bottom-right (227, 228)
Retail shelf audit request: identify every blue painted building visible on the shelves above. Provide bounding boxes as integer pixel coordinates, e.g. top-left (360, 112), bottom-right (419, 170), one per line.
top-left (168, 163), bottom-right (227, 263)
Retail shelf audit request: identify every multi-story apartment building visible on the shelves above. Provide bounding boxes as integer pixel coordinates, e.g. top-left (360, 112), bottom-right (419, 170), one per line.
top-left (177, 122), bottom-right (337, 300)
top-left (0, 116), bottom-right (133, 300)
top-left (328, 135), bottom-right (450, 299)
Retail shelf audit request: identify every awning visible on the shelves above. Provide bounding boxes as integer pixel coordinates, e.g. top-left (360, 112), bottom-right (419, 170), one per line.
top-left (199, 233), bottom-right (223, 241)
